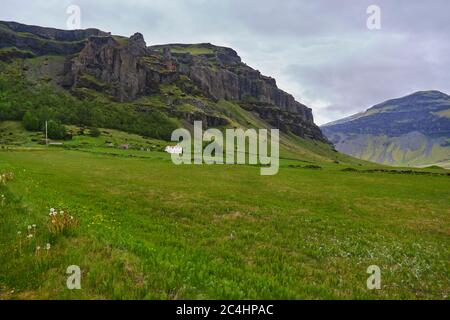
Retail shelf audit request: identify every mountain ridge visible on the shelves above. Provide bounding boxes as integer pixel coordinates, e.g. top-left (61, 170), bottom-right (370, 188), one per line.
top-left (321, 90), bottom-right (450, 168)
top-left (0, 20), bottom-right (328, 146)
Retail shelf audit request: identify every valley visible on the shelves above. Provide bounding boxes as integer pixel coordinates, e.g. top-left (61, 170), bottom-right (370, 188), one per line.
top-left (1, 143), bottom-right (449, 299)
top-left (0, 20), bottom-right (449, 301)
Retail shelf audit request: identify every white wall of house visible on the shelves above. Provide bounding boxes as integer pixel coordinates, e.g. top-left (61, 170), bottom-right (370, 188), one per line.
top-left (165, 145), bottom-right (183, 154)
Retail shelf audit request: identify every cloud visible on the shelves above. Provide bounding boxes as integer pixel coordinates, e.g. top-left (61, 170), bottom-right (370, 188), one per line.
top-left (1, 0), bottom-right (449, 125)
top-left (284, 32), bottom-right (450, 124)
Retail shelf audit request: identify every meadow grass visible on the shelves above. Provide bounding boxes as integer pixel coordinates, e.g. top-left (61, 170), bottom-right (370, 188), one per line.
top-left (0, 148), bottom-right (449, 299)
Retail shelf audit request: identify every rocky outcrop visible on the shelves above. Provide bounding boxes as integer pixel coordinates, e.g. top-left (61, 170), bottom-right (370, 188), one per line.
top-left (2, 21), bottom-right (109, 42)
top-left (167, 44), bottom-right (314, 120)
top-left (240, 101), bottom-right (324, 141)
top-left (152, 43), bottom-right (324, 140)
top-left (171, 44), bottom-right (323, 140)
top-left (0, 21), bottom-right (107, 56)
top-left (63, 33), bottom-right (179, 101)
top-left (69, 34), bottom-right (150, 101)
top-left (0, 47), bottom-right (35, 62)
top-left (1, 20), bottom-right (328, 142)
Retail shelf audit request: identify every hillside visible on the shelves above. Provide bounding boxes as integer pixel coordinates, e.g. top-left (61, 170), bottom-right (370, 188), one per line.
top-left (321, 91), bottom-right (450, 168)
top-left (0, 20), bottom-right (340, 162)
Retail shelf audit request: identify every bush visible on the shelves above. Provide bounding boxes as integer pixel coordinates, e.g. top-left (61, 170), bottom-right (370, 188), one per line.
top-left (89, 127), bottom-right (101, 137)
top-left (22, 111), bottom-right (41, 131)
top-left (46, 120), bottom-right (67, 140)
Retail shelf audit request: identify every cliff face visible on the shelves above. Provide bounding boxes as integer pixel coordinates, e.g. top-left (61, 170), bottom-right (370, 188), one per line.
top-left (179, 46), bottom-right (314, 120)
top-left (152, 43), bottom-right (324, 140)
top-left (3, 21), bottom-right (109, 42)
top-left (0, 21), bottom-right (327, 142)
top-left (63, 33), bottom-right (178, 101)
top-left (0, 21), bottom-right (108, 56)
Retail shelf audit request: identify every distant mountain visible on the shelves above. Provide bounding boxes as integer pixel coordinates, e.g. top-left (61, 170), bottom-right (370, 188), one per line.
top-left (321, 91), bottom-right (450, 168)
top-left (0, 20), bottom-right (328, 146)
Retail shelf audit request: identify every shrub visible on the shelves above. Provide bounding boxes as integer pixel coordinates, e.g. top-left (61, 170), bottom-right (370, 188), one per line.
top-left (303, 165), bottom-right (322, 170)
top-left (89, 127), bottom-right (101, 137)
top-left (46, 120), bottom-right (67, 140)
top-left (22, 111), bottom-right (41, 131)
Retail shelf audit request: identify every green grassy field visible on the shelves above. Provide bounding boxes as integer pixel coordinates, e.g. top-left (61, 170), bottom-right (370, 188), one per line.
top-left (1, 144), bottom-right (449, 299)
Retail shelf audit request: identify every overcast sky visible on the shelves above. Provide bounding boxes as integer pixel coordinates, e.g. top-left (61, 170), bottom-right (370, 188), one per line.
top-left (1, 0), bottom-right (449, 125)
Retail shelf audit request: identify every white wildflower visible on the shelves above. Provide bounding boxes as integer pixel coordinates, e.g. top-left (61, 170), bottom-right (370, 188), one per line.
top-left (46, 243), bottom-right (51, 250)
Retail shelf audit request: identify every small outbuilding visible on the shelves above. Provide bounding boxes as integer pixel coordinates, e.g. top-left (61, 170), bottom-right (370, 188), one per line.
top-left (119, 144), bottom-right (130, 150)
top-left (165, 145), bottom-right (183, 154)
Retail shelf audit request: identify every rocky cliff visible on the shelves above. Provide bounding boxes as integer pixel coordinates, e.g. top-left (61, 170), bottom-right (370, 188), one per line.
top-left (0, 21), bottom-right (108, 56)
top-left (154, 43), bottom-right (322, 139)
top-left (63, 33), bottom-right (179, 101)
top-left (0, 20), bottom-right (327, 142)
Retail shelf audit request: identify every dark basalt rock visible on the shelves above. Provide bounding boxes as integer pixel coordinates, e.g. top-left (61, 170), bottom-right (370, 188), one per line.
top-left (239, 100), bottom-right (325, 142)
top-left (174, 47), bottom-right (316, 122)
top-left (2, 21), bottom-right (109, 41)
top-left (127, 32), bottom-right (147, 55)
top-left (64, 34), bottom-right (169, 101)
top-left (0, 21), bottom-right (108, 56)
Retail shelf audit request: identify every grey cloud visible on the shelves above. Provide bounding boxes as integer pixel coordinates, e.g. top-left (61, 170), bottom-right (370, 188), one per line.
top-left (284, 31), bottom-right (450, 124)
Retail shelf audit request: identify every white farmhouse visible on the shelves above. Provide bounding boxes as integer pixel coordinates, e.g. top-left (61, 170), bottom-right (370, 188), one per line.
top-left (165, 145), bottom-right (183, 154)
